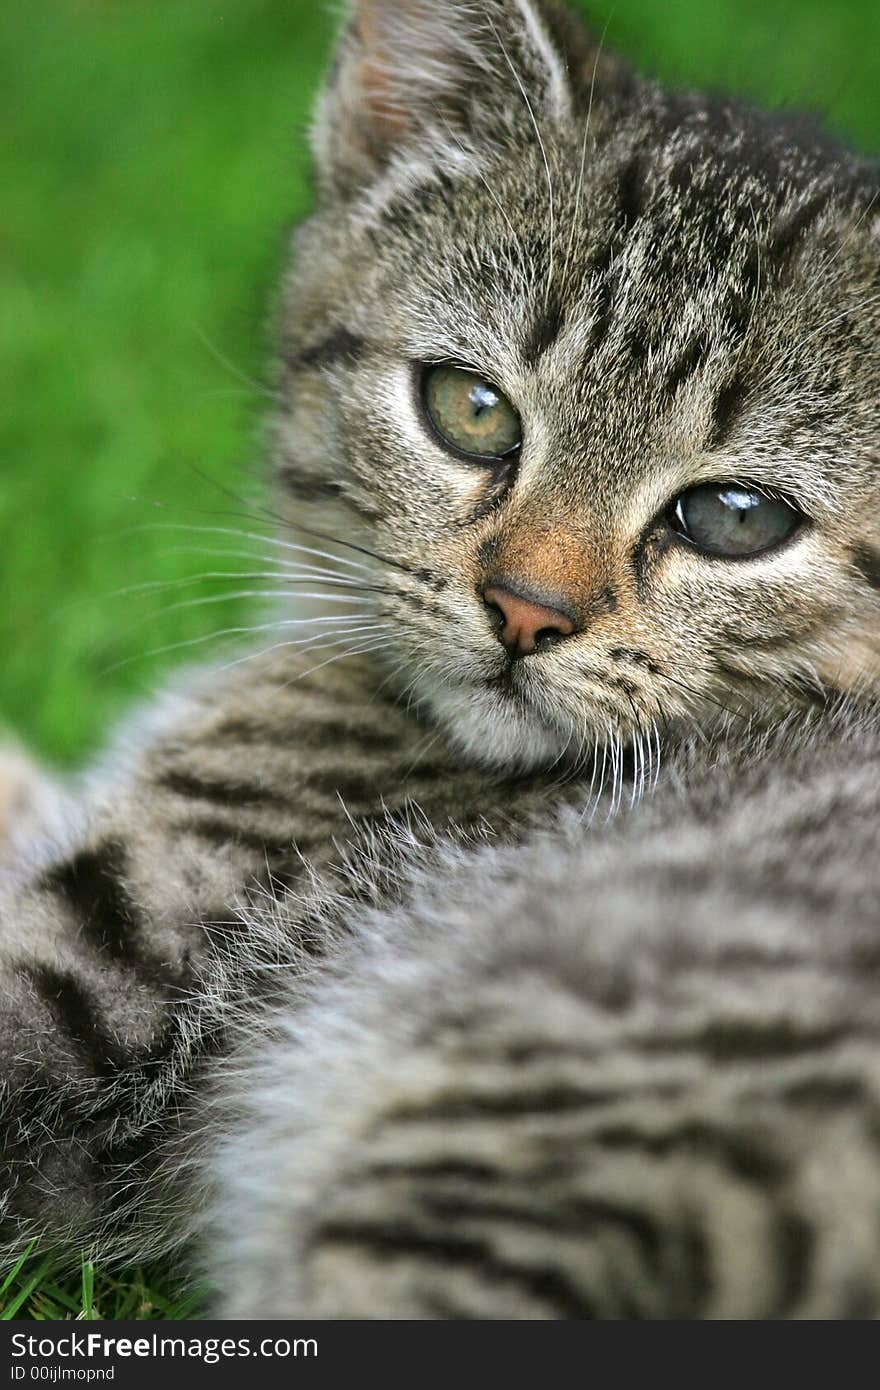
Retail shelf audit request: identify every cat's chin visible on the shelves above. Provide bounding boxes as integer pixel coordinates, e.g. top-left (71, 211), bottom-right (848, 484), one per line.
top-left (417, 677), bottom-right (573, 774)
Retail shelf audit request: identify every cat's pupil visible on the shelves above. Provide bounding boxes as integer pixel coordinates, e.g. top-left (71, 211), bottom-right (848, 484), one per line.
top-left (672, 483), bottom-right (801, 558)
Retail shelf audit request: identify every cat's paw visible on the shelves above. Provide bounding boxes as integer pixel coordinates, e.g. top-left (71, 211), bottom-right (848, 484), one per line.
top-left (0, 745), bottom-right (64, 862)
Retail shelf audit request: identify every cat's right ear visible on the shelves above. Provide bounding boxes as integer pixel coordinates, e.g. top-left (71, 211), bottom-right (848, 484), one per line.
top-left (311, 0), bottom-right (580, 199)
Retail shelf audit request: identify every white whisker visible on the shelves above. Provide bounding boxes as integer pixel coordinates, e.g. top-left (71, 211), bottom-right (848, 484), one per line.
top-left (106, 570), bottom-right (373, 602)
top-left (157, 589), bottom-right (382, 617)
top-left (131, 524), bottom-right (376, 575)
top-left (157, 547), bottom-right (373, 585)
top-left (215, 624), bottom-right (391, 674)
top-left (99, 615), bottom-right (386, 675)
top-left (484, 13), bottom-right (555, 303)
top-left (190, 321), bottom-right (280, 402)
top-left (561, 15), bottom-right (611, 292)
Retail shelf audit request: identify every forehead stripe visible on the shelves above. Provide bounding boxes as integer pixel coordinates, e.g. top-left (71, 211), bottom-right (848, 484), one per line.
top-left (852, 544), bottom-right (880, 591)
top-left (284, 328), bottom-right (366, 373)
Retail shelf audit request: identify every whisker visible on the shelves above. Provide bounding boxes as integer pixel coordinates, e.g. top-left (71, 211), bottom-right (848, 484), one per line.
top-left (104, 570), bottom-right (375, 602)
top-left (184, 468), bottom-right (423, 582)
top-left (155, 588), bottom-right (384, 617)
top-left (484, 13), bottom-right (555, 304)
top-left (215, 624), bottom-right (391, 674)
top-left (798, 289), bottom-right (880, 348)
top-left (157, 546), bottom-right (373, 584)
top-left (561, 12), bottom-right (612, 292)
top-left (664, 671), bottom-right (750, 722)
top-left (98, 614), bottom-right (385, 675)
top-left (190, 321), bottom-right (280, 402)
top-left (438, 114), bottom-right (522, 247)
top-left (280, 636), bottom-right (396, 689)
top-left (401, 727), bottom-right (447, 780)
top-left (370, 653), bottom-right (416, 706)
top-left (581, 739), bottom-right (606, 822)
top-left (816, 187), bottom-right (879, 276)
top-left (128, 523), bottom-right (376, 575)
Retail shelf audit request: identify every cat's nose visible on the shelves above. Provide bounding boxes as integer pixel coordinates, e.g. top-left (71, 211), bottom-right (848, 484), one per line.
top-left (482, 583), bottom-right (577, 659)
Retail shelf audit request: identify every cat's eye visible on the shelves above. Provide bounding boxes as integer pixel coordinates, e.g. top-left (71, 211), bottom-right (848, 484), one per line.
top-left (422, 365), bottom-right (522, 461)
top-left (668, 483), bottom-right (802, 558)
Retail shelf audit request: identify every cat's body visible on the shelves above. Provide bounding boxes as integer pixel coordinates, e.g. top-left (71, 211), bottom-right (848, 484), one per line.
top-left (1, 0), bottom-right (879, 1318)
top-left (208, 698), bottom-right (880, 1319)
top-left (0, 646), bottom-right (572, 1266)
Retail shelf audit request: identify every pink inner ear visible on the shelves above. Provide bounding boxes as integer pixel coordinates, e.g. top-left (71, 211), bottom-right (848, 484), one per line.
top-left (359, 54), bottom-right (411, 144)
top-left (354, 0), bottom-right (420, 151)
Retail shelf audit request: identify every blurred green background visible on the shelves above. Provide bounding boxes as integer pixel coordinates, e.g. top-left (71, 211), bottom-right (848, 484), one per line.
top-left (2, 0), bottom-right (879, 767)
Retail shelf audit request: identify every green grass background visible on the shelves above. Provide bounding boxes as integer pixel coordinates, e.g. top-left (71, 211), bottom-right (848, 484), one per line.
top-left (1, 0), bottom-right (878, 1321)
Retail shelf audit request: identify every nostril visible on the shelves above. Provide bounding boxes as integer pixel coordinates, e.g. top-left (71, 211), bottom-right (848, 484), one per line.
top-left (482, 595), bottom-right (505, 631)
top-left (534, 626), bottom-right (565, 651)
top-left (481, 582), bottom-right (578, 659)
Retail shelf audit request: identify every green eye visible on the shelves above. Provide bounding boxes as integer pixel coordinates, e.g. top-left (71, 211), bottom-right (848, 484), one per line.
top-left (422, 365), bottom-right (522, 461)
top-left (669, 483), bottom-right (802, 557)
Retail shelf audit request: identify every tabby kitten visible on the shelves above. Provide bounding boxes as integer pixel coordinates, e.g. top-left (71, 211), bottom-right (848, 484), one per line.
top-left (0, 0), bottom-right (878, 1311)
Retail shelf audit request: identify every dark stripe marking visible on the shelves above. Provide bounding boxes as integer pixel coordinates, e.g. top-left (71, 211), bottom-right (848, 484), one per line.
top-left (778, 1074), bottom-right (867, 1107)
top-left (770, 1211), bottom-right (814, 1318)
top-left (639, 1018), bottom-right (851, 1062)
top-left (276, 472), bottom-right (346, 503)
top-left (209, 716), bottom-right (400, 752)
top-left (662, 334), bottom-right (708, 401)
top-left (633, 526), bottom-right (675, 601)
top-left (309, 1224), bottom-right (593, 1319)
top-left (522, 291), bottom-right (565, 364)
top-left (23, 964), bottom-right (126, 1078)
top-left (157, 770), bottom-right (290, 811)
top-left (707, 369), bottom-right (749, 450)
top-left (765, 194), bottom-right (828, 274)
top-left (39, 842), bottom-right (140, 964)
top-left (387, 1083), bottom-right (648, 1122)
top-left (609, 648), bottom-right (664, 677)
top-left (283, 328), bottom-right (365, 373)
top-left (852, 544), bottom-right (880, 590)
top-left (305, 764), bottom-right (442, 803)
top-left (277, 468), bottom-right (389, 525)
top-left (422, 1192), bottom-right (664, 1277)
top-left (594, 1120), bottom-right (789, 1185)
top-left (181, 816), bottom-right (309, 856)
top-left (616, 153), bottom-right (647, 234)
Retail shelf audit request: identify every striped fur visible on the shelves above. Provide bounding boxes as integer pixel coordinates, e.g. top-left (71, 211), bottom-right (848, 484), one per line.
top-left (0, 648), bottom-right (569, 1265)
top-left (1, 0), bottom-right (879, 1319)
top-left (209, 700), bottom-right (880, 1319)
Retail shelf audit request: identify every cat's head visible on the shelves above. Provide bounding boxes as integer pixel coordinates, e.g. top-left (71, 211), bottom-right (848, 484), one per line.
top-left (273, 0), bottom-right (880, 771)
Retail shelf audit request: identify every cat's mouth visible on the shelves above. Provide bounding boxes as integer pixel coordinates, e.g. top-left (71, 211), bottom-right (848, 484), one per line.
top-left (417, 656), bottom-right (578, 772)
top-left (483, 662), bottom-right (522, 695)
top-left (478, 651), bottom-right (553, 707)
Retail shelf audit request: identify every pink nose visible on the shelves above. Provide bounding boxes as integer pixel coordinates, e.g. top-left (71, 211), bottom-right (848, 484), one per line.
top-left (482, 584), bottom-right (576, 658)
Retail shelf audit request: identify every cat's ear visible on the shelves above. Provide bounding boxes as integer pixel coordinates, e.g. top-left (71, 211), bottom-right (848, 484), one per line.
top-left (312, 0), bottom-right (581, 197)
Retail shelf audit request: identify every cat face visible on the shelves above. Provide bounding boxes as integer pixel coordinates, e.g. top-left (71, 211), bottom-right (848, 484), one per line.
top-left (274, 0), bottom-right (880, 771)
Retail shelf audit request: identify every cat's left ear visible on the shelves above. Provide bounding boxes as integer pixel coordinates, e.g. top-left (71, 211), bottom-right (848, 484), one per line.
top-left (312, 0), bottom-right (580, 198)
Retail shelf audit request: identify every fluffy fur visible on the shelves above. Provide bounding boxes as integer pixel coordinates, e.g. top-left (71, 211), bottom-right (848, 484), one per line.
top-left (0, 0), bottom-right (878, 1320)
top-left (206, 700), bottom-right (880, 1319)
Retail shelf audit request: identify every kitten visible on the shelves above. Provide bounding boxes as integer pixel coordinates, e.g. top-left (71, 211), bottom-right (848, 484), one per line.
top-left (0, 0), bottom-right (878, 1315)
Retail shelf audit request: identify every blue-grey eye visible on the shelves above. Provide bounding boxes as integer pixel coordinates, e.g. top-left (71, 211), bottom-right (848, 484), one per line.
top-left (422, 365), bottom-right (521, 460)
top-left (670, 483), bottom-right (801, 557)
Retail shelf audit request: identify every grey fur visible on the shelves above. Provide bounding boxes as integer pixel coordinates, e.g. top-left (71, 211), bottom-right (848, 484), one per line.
top-left (208, 699), bottom-right (880, 1319)
top-left (0, 0), bottom-right (878, 1319)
